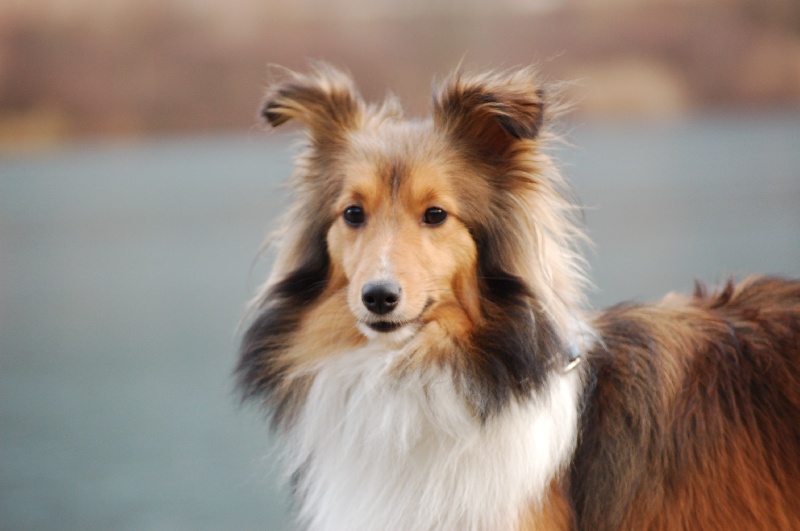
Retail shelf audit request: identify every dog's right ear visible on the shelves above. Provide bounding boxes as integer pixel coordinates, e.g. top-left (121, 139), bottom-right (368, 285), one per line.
top-left (261, 64), bottom-right (364, 141)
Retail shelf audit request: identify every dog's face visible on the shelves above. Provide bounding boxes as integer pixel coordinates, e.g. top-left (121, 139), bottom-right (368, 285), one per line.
top-left (259, 64), bottom-right (549, 346)
top-left (326, 135), bottom-right (479, 342)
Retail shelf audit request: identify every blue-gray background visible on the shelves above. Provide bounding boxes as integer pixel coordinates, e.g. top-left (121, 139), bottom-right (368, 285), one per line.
top-left (2, 116), bottom-right (799, 530)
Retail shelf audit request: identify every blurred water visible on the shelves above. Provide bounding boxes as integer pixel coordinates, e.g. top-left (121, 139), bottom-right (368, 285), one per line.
top-left (1, 117), bottom-right (799, 530)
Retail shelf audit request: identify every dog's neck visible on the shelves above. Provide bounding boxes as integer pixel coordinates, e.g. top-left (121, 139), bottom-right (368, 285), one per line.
top-left (280, 341), bottom-right (585, 531)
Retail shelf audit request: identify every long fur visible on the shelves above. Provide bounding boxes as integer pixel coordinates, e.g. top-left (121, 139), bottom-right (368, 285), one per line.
top-left (237, 63), bottom-right (800, 530)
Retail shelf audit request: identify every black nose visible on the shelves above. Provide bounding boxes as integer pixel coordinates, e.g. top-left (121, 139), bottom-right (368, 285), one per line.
top-left (361, 281), bottom-right (401, 315)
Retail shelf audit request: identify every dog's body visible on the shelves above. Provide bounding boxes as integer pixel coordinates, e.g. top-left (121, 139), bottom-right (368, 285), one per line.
top-left (238, 64), bottom-right (800, 530)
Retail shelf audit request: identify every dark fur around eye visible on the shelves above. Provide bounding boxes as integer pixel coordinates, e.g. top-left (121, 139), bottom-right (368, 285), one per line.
top-left (423, 207), bottom-right (447, 226)
top-left (343, 206), bottom-right (365, 226)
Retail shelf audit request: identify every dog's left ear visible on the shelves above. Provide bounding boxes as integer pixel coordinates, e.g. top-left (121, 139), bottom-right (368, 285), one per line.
top-left (433, 68), bottom-right (546, 158)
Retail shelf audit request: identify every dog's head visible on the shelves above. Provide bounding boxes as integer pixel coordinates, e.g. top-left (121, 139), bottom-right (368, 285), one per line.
top-left (240, 64), bottom-right (586, 420)
top-left (261, 64), bottom-right (549, 337)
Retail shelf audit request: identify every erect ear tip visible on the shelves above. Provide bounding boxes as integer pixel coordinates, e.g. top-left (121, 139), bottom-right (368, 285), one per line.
top-left (498, 93), bottom-right (546, 140)
top-left (259, 76), bottom-right (306, 128)
top-left (260, 100), bottom-right (288, 127)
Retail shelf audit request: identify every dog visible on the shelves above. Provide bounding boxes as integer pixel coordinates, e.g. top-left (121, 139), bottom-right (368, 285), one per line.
top-left (237, 64), bottom-right (800, 530)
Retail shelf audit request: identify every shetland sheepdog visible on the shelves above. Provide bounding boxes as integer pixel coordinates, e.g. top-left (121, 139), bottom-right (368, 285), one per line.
top-left (237, 64), bottom-right (800, 530)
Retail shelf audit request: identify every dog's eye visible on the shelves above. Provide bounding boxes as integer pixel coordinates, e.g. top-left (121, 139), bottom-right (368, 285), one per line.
top-left (343, 206), bottom-right (365, 226)
top-left (423, 207), bottom-right (447, 226)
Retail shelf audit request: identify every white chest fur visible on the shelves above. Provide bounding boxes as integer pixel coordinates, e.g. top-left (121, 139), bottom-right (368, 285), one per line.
top-left (279, 345), bottom-right (582, 531)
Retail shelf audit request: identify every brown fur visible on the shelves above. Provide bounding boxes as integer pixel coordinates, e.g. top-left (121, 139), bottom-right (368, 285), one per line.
top-left (520, 480), bottom-right (576, 530)
top-left (238, 64), bottom-right (800, 530)
top-left (571, 276), bottom-right (800, 530)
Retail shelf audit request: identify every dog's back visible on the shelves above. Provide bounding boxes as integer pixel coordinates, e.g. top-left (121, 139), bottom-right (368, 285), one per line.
top-left (571, 276), bottom-right (800, 530)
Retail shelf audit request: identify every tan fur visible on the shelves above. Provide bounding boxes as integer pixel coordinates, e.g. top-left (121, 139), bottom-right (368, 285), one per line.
top-left (327, 153), bottom-right (480, 339)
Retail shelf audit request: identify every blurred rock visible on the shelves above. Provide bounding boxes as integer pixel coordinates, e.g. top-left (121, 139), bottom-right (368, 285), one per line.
top-left (563, 58), bottom-right (691, 120)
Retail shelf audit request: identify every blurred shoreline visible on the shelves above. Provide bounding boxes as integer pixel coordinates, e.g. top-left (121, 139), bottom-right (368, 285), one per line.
top-left (2, 0), bottom-right (800, 151)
